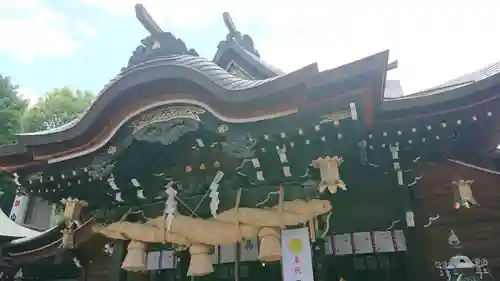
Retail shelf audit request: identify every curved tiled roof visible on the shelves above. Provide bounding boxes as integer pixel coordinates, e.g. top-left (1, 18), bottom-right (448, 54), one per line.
top-left (225, 39), bottom-right (285, 76)
top-left (122, 55), bottom-right (281, 90)
top-left (423, 60), bottom-right (500, 94)
top-left (390, 60), bottom-right (500, 98)
top-left (19, 54), bottom-right (316, 137)
top-left (0, 50), bottom-right (390, 158)
top-left (383, 60), bottom-right (500, 110)
top-left (213, 11), bottom-right (283, 78)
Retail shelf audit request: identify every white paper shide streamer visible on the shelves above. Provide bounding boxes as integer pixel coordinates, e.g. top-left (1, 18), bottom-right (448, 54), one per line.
top-left (164, 185), bottom-right (177, 231)
top-left (107, 174), bottom-right (118, 190)
top-left (209, 171), bottom-right (224, 217)
top-left (13, 173), bottom-right (21, 187)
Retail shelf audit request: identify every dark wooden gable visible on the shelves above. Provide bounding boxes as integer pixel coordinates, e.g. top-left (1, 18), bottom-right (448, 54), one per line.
top-left (226, 60), bottom-right (253, 79)
top-left (212, 12), bottom-right (283, 80)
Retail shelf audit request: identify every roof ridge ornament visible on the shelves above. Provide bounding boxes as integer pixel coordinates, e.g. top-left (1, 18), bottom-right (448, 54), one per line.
top-left (222, 12), bottom-right (237, 38)
top-left (135, 3), bottom-right (163, 36)
top-left (222, 12), bottom-right (260, 58)
top-left (123, 3), bottom-right (199, 69)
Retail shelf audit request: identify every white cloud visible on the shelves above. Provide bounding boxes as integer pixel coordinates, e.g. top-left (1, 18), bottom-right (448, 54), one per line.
top-left (81, 0), bottom-right (500, 93)
top-left (17, 87), bottom-right (40, 105)
top-left (0, 0), bottom-right (96, 62)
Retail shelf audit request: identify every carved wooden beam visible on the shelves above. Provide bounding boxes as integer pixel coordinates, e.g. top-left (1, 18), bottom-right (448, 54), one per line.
top-left (222, 12), bottom-right (237, 36)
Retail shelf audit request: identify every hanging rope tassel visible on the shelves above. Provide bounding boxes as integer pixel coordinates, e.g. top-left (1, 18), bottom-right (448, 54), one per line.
top-left (258, 185), bottom-right (283, 262)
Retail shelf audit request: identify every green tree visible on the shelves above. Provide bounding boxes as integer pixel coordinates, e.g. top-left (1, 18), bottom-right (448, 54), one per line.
top-left (22, 87), bottom-right (94, 132)
top-left (0, 74), bottom-right (28, 143)
top-left (0, 74), bottom-right (27, 213)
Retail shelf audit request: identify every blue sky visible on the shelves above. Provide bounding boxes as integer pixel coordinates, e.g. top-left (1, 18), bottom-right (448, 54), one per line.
top-left (0, 0), bottom-right (232, 101)
top-left (2, 0), bottom-right (500, 102)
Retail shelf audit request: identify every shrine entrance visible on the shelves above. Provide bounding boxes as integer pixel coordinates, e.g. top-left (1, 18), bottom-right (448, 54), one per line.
top-left (142, 247), bottom-right (282, 281)
top-left (326, 253), bottom-right (407, 281)
top-left (142, 237), bottom-right (406, 281)
top-left (199, 262), bottom-right (282, 281)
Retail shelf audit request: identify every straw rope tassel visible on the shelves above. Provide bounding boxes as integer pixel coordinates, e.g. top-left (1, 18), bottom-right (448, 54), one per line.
top-left (257, 185), bottom-right (283, 262)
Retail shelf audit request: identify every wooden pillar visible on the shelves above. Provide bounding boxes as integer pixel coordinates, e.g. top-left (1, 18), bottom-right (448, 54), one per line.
top-left (389, 144), bottom-right (428, 281)
top-left (176, 250), bottom-right (190, 281)
top-left (111, 242), bottom-right (127, 281)
top-left (404, 186), bottom-right (429, 281)
top-left (313, 238), bottom-right (326, 281)
top-left (127, 272), bottom-right (147, 281)
top-left (75, 250), bottom-right (89, 281)
top-left (78, 266), bottom-right (88, 281)
top-left (234, 242), bottom-right (240, 281)
top-left (397, 151), bottom-right (429, 281)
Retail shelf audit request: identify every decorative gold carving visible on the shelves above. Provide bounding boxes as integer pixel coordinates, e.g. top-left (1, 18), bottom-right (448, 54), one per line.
top-left (217, 124), bottom-right (229, 134)
top-left (130, 106), bottom-right (206, 134)
top-left (312, 156), bottom-right (346, 193)
top-left (452, 179), bottom-right (479, 209)
top-left (320, 109), bottom-right (351, 124)
top-left (26, 172), bottom-right (43, 182)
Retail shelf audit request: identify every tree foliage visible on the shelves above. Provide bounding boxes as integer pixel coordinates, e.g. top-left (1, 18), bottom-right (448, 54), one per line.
top-left (0, 82), bottom-right (94, 213)
top-left (0, 74), bottom-right (27, 213)
top-left (0, 74), bottom-right (28, 144)
top-left (22, 87), bottom-right (94, 132)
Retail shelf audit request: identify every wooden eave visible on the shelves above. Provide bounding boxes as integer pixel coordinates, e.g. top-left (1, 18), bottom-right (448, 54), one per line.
top-left (3, 219), bottom-right (95, 263)
top-left (0, 52), bottom-right (393, 171)
top-left (368, 78), bottom-right (500, 151)
top-left (382, 69), bottom-right (500, 114)
top-left (15, 57), bottom-right (319, 147)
